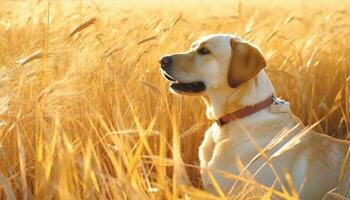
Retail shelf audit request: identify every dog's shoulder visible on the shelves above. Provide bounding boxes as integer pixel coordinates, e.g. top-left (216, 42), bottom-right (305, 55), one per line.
top-left (271, 130), bottom-right (350, 180)
top-left (273, 131), bottom-right (349, 158)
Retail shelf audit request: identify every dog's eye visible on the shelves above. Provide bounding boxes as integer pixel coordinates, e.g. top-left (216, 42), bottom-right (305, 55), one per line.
top-left (196, 47), bottom-right (210, 55)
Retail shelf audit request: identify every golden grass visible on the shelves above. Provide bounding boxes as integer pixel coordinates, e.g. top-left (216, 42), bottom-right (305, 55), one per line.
top-left (0, 0), bottom-right (349, 199)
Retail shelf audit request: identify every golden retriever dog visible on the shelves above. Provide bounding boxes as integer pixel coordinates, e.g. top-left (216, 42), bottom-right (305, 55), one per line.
top-left (159, 34), bottom-right (350, 199)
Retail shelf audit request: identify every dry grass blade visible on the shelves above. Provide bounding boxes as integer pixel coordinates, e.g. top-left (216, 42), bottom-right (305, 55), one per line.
top-left (15, 51), bottom-right (46, 66)
top-left (266, 30), bottom-right (279, 42)
top-left (244, 18), bottom-right (254, 36)
top-left (140, 80), bottom-right (163, 95)
top-left (0, 173), bottom-right (15, 200)
top-left (284, 16), bottom-right (295, 25)
top-left (171, 14), bottom-right (183, 28)
top-left (0, 96), bottom-right (9, 115)
top-left (137, 35), bottom-right (158, 45)
top-left (16, 126), bottom-right (29, 200)
top-left (107, 129), bottom-right (160, 137)
top-left (104, 46), bottom-right (123, 59)
top-left (207, 171), bottom-right (228, 199)
top-left (69, 17), bottom-right (97, 38)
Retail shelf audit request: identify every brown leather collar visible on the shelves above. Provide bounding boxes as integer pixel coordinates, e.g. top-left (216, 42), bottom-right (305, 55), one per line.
top-left (216, 95), bottom-right (274, 126)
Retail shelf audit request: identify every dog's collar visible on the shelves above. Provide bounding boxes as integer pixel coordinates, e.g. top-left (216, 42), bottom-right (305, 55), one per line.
top-left (216, 95), bottom-right (275, 126)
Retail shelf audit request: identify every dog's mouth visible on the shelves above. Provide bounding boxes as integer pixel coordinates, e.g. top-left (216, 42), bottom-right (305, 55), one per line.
top-left (161, 71), bottom-right (206, 93)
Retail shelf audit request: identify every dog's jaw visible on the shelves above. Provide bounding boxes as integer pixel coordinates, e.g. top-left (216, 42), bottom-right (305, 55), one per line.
top-left (202, 70), bottom-right (275, 120)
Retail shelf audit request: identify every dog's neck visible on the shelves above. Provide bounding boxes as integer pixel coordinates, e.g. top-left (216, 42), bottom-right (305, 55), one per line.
top-left (202, 70), bottom-right (275, 120)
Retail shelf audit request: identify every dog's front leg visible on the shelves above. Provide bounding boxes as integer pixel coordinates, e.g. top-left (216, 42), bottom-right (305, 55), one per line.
top-left (199, 128), bottom-right (215, 169)
top-left (199, 127), bottom-right (216, 190)
top-left (202, 138), bottom-right (239, 194)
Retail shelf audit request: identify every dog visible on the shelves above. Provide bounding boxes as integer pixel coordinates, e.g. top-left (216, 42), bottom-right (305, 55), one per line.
top-left (159, 34), bottom-right (350, 199)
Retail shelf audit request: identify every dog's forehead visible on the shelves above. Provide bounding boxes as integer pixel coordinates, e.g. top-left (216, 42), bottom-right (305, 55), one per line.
top-left (191, 34), bottom-right (242, 52)
top-left (192, 35), bottom-right (227, 47)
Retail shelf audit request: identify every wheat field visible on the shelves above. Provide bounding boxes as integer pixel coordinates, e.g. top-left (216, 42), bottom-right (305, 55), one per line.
top-left (0, 0), bottom-right (349, 199)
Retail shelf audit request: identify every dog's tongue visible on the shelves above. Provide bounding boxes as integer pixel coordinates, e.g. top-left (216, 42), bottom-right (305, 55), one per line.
top-left (170, 81), bottom-right (206, 92)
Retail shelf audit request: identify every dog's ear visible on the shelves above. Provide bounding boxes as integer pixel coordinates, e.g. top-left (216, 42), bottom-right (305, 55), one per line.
top-left (227, 38), bottom-right (266, 88)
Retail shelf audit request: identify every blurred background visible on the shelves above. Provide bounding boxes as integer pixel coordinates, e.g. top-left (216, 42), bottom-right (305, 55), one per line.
top-left (0, 0), bottom-right (349, 199)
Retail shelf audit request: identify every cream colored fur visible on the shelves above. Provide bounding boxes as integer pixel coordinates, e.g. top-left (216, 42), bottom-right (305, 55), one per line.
top-left (160, 34), bottom-right (350, 199)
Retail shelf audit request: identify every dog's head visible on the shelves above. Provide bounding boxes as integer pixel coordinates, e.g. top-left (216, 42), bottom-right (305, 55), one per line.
top-left (159, 34), bottom-right (266, 95)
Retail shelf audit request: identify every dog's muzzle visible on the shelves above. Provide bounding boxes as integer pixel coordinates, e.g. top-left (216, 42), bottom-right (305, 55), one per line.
top-left (159, 56), bottom-right (206, 93)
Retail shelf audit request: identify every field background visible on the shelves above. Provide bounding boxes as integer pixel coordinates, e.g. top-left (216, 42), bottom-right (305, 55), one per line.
top-left (0, 0), bottom-right (349, 199)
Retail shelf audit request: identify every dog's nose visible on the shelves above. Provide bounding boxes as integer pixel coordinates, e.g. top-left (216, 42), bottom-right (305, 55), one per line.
top-left (159, 56), bottom-right (172, 68)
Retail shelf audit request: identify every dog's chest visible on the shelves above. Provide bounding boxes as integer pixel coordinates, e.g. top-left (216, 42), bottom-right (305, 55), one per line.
top-left (205, 112), bottom-right (297, 181)
top-left (209, 128), bottom-right (281, 185)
